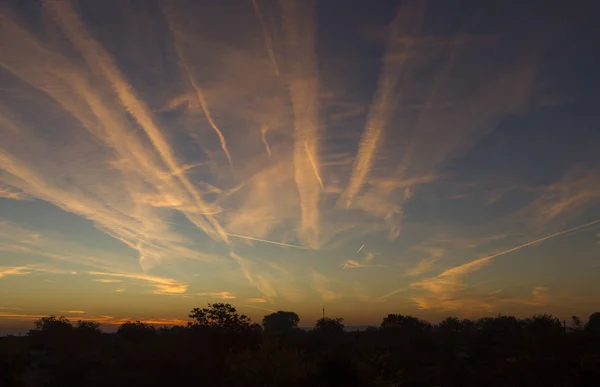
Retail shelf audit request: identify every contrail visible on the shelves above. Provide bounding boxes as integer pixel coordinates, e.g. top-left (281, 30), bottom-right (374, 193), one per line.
top-left (342, 0), bottom-right (427, 208)
top-left (243, 304), bottom-right (277, 313)
top-left (379, 217), bottom-right (600, 300)
top-left (42, 0), bottom-right (229, 244)
top-left (441, 217), bottom-right (600, 278)
top-left (189, 77), bottom-right (234, 169)
top-left (305, 141), bottom-right (324, 190)
top-left (161, 3), bottom-right (234, 170)
top-left (226, 232), bottom-right (311, 250)
top-left (378, 287), bottom-right (405, 301)
top-left (251, 0), bottom-right (280, 76)
top-left (281, 0), bottom-right (322, 249)
top-left (356, 244), bottom-right (365, 253)
top-left (261, 124), bottom-right (272, 156)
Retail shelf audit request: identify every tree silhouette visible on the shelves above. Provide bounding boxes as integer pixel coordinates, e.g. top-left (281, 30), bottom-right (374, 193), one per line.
top-left (314, 317), bottom-right (344, 334)
top-left (380, 314), bottom-right (431, 333)
top-left (6, 307), bottom-right (600, 386)
top-left (189, 303), bottom-right (252, 332)
top-left (585, 312), bottom-right (600, 336)
top-left (116, 320), bottom-right (156, 343)
top-left (28, 315), bottom-right (74, 350)
top-left (30, 315), bottom-right (73, 334)
top-left (76, 320), bottom-right (101, 334)
top-left (262, 311), bottom-right (300, 334)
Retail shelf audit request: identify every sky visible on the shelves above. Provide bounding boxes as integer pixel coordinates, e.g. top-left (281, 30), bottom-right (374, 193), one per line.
top-left (1, 0), bottom-right (600, 334)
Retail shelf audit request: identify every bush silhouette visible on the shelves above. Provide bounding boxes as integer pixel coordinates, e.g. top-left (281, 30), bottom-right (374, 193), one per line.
top-left (2, 307), bottom-right (600, 386)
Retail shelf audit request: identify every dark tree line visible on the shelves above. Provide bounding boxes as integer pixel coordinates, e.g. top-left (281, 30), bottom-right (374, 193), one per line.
top-left (1, 304), bottom-right (600, 387)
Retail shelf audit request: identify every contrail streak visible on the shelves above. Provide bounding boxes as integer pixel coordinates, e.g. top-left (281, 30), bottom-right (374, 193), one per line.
top-left (441, 217), bottom-right (600, 278)
top-left (379, 217), bottom-right (600, 300)
top-left (189, 77), bottom-right (234, 169)
top-left (305, 141), bottom-right (324, 190)
top-left (342, 0), bottom-right (426, 208)
top-left (43, 0), bottom-right (229, 244)
top-left (161, 3), bottom-right (234, 170)
top-left (356, 244), bottom-right (365, 253)
top-left (261, 124), bottom-right (272, 156)
top-left (243, 304), bottom-right (277, 313)
top-left (226, 232), bottom-right (311, 250)
top-left (251, 0), bottom-right (280, 76)
top-left (281, 0), bottom-right (322, 249)
top-left (378, 287), bottom-right (405, 301)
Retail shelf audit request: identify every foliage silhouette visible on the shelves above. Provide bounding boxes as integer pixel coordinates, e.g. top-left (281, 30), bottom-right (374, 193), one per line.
top-left (189, 303), bottom-right (252, 333)
top-left (1, 309), bottom-right (600, 386)
top-left (262, 311), bottom-right (300, 334)
top-left (314, 317), bottom-right (345, 334)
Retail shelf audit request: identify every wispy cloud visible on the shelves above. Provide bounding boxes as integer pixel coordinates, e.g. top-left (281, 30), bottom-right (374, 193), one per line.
top-left (87, 271), bottom-right (188, 295)
top-left (0, 0), bottom-right (598, 319)
top-left (0, 266), bottom-right (31, 279)
top-left (281, 0), bottom-right (323, 249)
top-left (194, 291), bottom-right (236, 299)
top-left (0, 264), bottom-right (77, 279)
top-left (246, 297), bottom-right (268, 303)
top-left (342, 0), bottom-right (427, 208)
top-left (0, 312), bottom-right (187, 326)
top-left (0, 185), bottom-right (30, 200)
top-left (404, 247), bottom-right (445, 277)
top-left (242, 304), bottom-right (276, 313)
top-left (312, 270), bottom-right (342, 302)
top-left (94, 279), bottom-right (123, 283)
top-left (403, 219), bottom-right (600, 310)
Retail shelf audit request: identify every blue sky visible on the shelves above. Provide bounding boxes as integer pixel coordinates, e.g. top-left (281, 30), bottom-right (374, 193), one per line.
top-left (1, 0), bottom-right (599, 333)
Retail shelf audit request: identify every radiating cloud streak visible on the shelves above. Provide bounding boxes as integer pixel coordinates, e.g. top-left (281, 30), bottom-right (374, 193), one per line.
top-left (260, 125), bottom-right (272, 156)
top-left (226, 232), bottom-right (310, 250)
top-left (188, 78), bottom-right (235, 169)
top-left (251, 0), bottom-right (280, 76)
top-left (280, 0), bottom-right (322, 249)
top-left (403, 218), bottom-right (600, 309)
top-left (0, 0), bottom-right (598, 320)
top-left (342, 0), bottom-right (427, 208)
top-left (312, 270), bottom-right (342, 302)
top-left (43, 0), bottom-right (229, 245)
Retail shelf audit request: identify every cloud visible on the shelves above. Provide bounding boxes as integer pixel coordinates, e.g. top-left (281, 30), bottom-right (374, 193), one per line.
top-left (404, 248), bottom-right (445, 277)
top-left (342, 250), bottom-right (384, 269)
top-left (0, 266), bottom-right (31, 278)
top-left (61, 310), bottom-right (85, 314)
top-left (0, 185), bottom-right (30, 200)
top-left (87, 271), bottom-right (188, 295)
top-left (194, 291), bottom-right (236, 299)
top-left (94, 279), bottom-right (123, 283)
top-left (0, 264), bottom-right (76, 279)
top-left (342, 0), bottom-right (427, 208)
top-left (280, 0), bottom-right (323, 249)
top-left (0, 312), bottom-right (187, 326)
top-left (246, 297), bottom-right (268, 303)
top-left (514, 286), bottom-right (550, 307)
top-left (402, 219), bottom-right (600, 310)
top-left (312, 270), bottom-right (342, 302)
top-left (242, 304), bottom-right (277, 313)
top-left (0, 0), bottom-right (597, 317)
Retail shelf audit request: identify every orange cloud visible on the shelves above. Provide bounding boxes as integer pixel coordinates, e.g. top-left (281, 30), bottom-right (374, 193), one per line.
top-left (87, 271), bottom-right (188, 295)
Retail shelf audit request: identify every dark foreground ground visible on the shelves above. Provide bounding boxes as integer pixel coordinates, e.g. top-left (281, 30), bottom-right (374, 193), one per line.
top-left (2, 309), bottom-right (600, 387)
